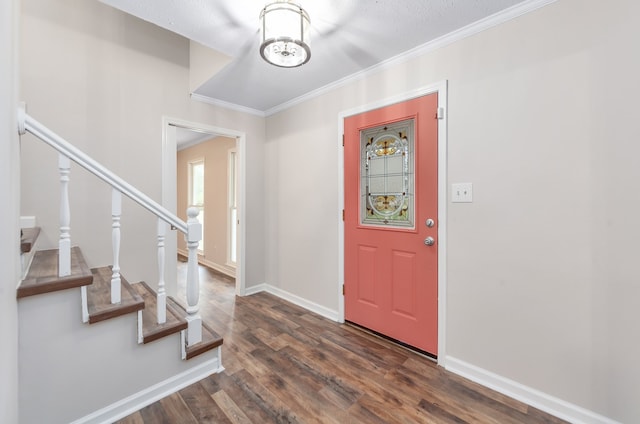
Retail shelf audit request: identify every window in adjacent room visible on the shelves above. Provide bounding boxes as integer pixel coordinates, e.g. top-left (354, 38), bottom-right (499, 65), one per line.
top-left (228, 149), bottom-right (237, 266)
top-left (188, 159), bottom-right (205, 253)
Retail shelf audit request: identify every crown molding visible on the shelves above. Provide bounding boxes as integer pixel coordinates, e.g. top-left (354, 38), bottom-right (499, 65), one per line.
top-left (190, 93), bottom-right (266, 117)
top-left (194, 0), bottom-right (558, 117)
top-left (264, 0), bottom-right (557, 116)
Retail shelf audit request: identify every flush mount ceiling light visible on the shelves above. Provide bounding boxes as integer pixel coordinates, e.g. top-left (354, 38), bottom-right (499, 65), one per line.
top-left (260, 1), bottom-right (311, 68)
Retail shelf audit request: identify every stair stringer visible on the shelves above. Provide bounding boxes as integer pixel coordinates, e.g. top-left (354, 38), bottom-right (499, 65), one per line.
top-left (18, 288), bottom-right (222, 424)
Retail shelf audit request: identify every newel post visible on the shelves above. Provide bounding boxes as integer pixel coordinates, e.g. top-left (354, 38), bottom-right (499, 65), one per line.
top-left (58, 153), bottom-right (71, 277)
top-left (185, 207), bottom-right (202, 345)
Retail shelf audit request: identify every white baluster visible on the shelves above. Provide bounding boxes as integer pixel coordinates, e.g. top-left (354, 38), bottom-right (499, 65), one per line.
top-left (111, 189), bottom-right (121, 304)
top-left (58, 154), bottom-right (71, 277)
top-left (157, 219), bottom-right (166, 324)
top-left (185, 207), bottom-right (202, 345)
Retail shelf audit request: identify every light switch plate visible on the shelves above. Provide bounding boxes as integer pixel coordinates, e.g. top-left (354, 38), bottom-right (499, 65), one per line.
top-left (452, 183), bottom-right (473, 203)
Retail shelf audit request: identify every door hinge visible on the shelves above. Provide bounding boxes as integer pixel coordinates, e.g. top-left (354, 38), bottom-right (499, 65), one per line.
top-left (436, 107), bottom-right (445, 120)
top-left (342, 284), bottom-right (345, 295)
top-left (342, 209), bottom-right (345, 221)
top-left (342, 134), bottom-right (345, 146)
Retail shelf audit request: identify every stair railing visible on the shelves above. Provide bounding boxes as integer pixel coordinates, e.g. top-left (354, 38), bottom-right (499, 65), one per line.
top-left (17, 104), bottom-right (203, 347)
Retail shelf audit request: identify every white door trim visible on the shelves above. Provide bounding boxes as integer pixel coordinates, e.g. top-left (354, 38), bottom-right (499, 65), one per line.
top-left (162, 117), bottom-right (247, 296)
top-left (337, 80), bottom-right (448, 366)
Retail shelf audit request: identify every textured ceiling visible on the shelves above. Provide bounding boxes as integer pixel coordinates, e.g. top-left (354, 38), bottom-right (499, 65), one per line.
top-left (100, 0), bottom-right (531, 114)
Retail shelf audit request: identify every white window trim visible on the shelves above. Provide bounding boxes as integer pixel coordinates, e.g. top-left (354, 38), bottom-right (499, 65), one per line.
top-left (188, 158), bottom-right (205, 254)
top-left (227, 148), bottom-right (237, 268)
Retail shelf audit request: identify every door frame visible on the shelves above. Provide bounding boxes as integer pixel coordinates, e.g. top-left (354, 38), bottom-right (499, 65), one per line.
top-left (162, 116), bottom-right (247, 297)
top-left (337, 81), bottom-right (448, 365)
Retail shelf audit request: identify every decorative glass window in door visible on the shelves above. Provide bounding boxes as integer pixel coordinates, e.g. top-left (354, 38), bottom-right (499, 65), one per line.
top-left (360, 119), bottom-right (415, 228)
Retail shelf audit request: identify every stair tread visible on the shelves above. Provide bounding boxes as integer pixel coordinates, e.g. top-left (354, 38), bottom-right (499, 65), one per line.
top-left (18, 246), bottom-right (93, 298)
top-left (87, 266), bottom-right (145, 324)
top-left (20, 227), bottom-right (40, 253)
top-left (132, 281), bottom-right (187, 344)
top-left (167, 296), bottom-right (223, 360)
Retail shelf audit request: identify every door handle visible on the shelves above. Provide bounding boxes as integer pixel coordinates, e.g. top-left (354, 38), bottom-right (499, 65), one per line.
top-left (424, 237), bottom-right (435, 246)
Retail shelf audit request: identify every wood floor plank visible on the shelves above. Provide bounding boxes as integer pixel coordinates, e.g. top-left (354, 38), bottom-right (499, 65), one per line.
top-left (228, 369), bottom-right (303, 424)
top-left (265, 345), bottom-right (361, 413)
top-left (417, 398), bottom-right (470, 424)
top-left (115, 411), bottom-right (144, 424)
top-left (212, 390), bottom-right (254, 424)
top-left (355, 393), bottom-right (425, 424)
top-left (115, 260), bottom-right (569, 424)
top-left (138, 401), bottom-right (172, 423)
top-left (344, 402), bottom-right (391, 424)
top-left (276, 344), bottom-right (361, 408)
top-left (252, 327), bottom-right (291, 351)
top-left (320, 326), bottom-right (409, 370)
top-left (158, 392), bottom-right (198, 423)
top-left (199, 372), bottom-right (277, 424)
top-left (250, 370), bottom-right (323, 423)
top-left (179, 382), bottom-right (232, 423)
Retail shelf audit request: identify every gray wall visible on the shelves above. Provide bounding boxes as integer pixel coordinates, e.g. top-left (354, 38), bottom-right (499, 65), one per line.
top-left (0, 0), bottom-right (20, 422)
top-left (264, 0), bottom-right (640, 422)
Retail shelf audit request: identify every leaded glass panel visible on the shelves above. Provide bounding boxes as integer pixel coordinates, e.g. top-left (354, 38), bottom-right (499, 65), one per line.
top-left (360, 119), bottom-right (415, 228)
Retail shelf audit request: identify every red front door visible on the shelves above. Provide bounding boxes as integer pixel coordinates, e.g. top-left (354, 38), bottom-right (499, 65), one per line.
top-left (344, 93), bottom-right (438, 355)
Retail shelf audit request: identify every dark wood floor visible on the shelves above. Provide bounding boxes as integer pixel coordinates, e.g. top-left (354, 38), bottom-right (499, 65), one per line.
top-left (116, 262), bottom-right (566, 423)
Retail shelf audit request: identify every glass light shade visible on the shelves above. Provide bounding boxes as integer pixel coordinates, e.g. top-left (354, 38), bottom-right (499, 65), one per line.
top-left (260, 2), bottom-right (310, 68)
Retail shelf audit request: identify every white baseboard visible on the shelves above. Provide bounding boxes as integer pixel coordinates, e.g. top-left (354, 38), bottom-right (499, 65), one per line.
top-left (70, 354), bottom-right (223, 424)
top-left (177, 249), bottom-right (236, 278)
top-left (200, 258), bottom-right (236, 278)
top-left (244, 283), bottom-right (339, 322)
top-left (445, 356), bottom-right (620, 424)
top-left (244, 283), bottom-right (267, 296)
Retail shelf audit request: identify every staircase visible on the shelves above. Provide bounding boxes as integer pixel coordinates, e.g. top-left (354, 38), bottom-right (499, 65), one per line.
top-left (18, 234), bottom-right (222, 356)
top-left (16, 105), bottom-right (224, 424)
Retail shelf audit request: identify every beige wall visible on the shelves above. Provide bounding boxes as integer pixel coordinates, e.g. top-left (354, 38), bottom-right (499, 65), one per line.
top-left (189, 40), bottom-right (231, 93)
top-left (0, 0), bottom-right (20, 422)
top-left (177, 137), bottom-right (236, 275)
top-left (264, 0), bottom-right (640, 422)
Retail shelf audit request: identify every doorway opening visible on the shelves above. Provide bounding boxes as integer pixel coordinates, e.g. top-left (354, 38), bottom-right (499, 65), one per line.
top-left (162, 117), bottom-right (246, 298)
